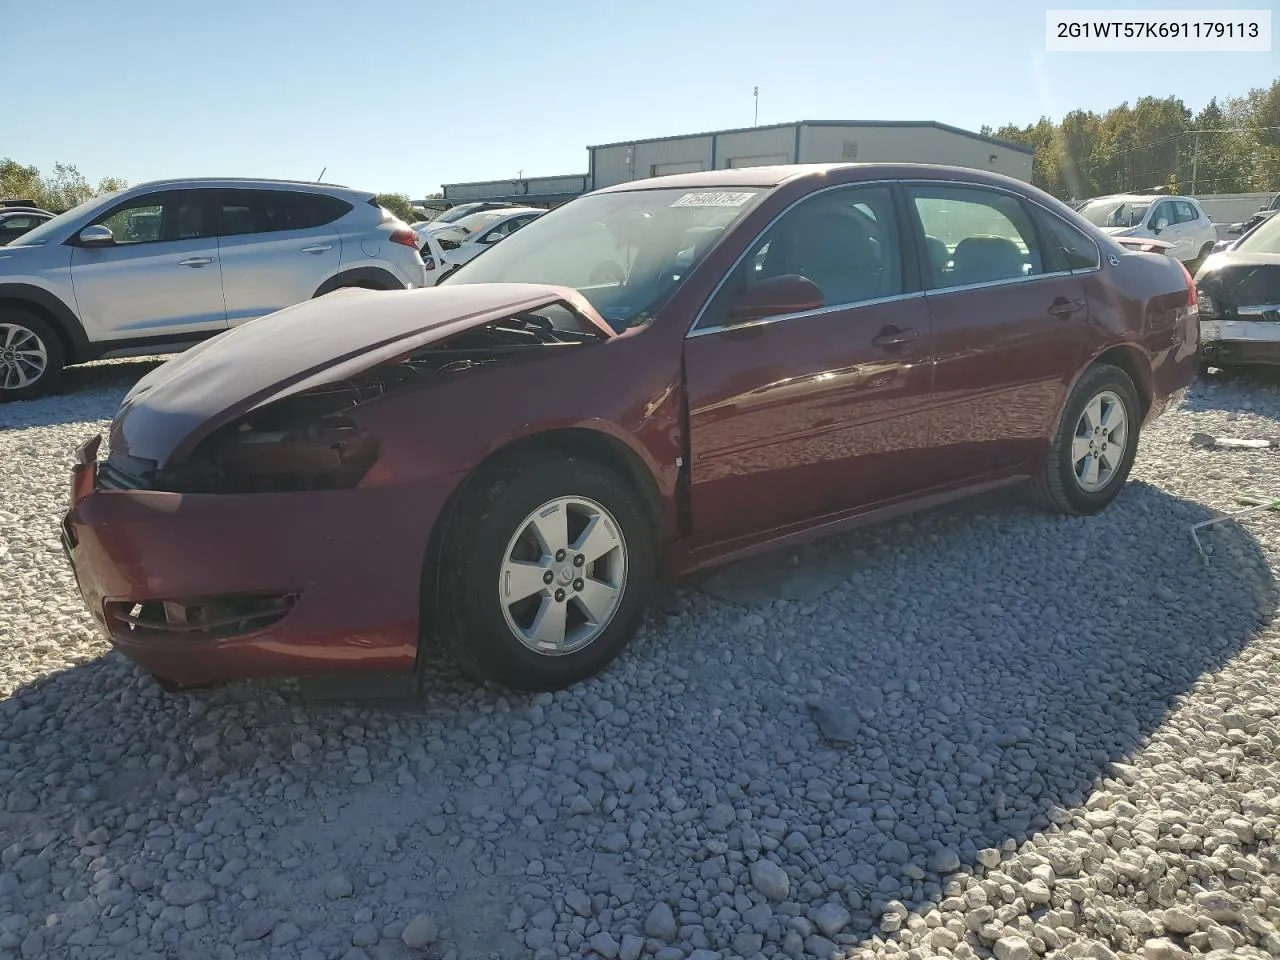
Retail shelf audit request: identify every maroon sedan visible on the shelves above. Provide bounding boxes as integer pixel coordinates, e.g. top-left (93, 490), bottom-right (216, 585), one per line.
top-left (62, 164), bottom-right (1198, 692)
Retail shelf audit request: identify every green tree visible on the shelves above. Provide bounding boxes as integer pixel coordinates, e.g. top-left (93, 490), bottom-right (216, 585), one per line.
top-left (0, 159), bottom-right (127, 212)
top-left (374, 193), bottom-right (417, 222)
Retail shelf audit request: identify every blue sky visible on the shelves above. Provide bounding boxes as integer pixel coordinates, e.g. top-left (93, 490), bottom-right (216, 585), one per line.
top-left (3, 0), bottom-right (1275, 198)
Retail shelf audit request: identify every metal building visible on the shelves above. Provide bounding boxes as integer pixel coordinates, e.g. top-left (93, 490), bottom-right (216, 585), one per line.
top-left (433, 120), bottom-right (1034, 208)
top-left (431, 173), bottom-right (589, 211)
top-left (588, 121), bottom-right (1034, 188)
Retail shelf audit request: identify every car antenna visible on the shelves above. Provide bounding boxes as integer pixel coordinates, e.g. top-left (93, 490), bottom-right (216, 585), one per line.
top-left (315, 166), bottom-right (327, 182)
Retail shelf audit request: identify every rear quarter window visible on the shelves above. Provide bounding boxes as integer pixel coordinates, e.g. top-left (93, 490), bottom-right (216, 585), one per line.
top-left (1037, 211), bottom-right (1099, 271)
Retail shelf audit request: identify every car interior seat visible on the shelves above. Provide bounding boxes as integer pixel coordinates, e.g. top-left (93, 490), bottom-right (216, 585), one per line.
top-left (950, 235), bottom-right (1026, 286)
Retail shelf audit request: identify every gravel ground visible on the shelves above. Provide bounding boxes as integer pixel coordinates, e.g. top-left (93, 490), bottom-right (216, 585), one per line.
top-left (3, 360), bottom-right (1280, 960)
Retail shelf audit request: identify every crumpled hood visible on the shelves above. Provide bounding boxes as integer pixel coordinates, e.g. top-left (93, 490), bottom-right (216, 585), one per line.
top-left (1099, 226), bottom-right (1140, 238)
top-left (110, 283), bottom-right (614, 466)
top-left (1196, 252), bottom-right (1280, 307)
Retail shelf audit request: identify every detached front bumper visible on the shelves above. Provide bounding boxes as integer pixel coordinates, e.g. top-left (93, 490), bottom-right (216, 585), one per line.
top-left (61, 438), bottom-right (461, 686)
top-left (1200, 317), bottom-right (1280, 367)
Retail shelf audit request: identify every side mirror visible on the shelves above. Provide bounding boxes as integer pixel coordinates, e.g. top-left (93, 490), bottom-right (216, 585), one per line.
top-left (77, 224), bottom-right (115, 247)
top-left (1152, 218), bottom-right (1169, 233)
top-left (728, 274), bottom-right (823, 323)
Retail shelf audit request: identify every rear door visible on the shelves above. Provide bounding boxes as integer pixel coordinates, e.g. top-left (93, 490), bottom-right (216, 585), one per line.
top-left (904, 182), bottom-right (1090, 482)
top-left (684, 182), bottom-right (936, 548)
top-left (213, 188), bottom-right (347, 325)
top-left (69, 189), bottom-right (227, 341)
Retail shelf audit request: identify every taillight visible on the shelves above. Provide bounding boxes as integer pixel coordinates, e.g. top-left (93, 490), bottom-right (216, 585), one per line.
top-left (1176, 258), bottom-right (1197, 307)
top-left (390, 227), bottom-right (419, 249)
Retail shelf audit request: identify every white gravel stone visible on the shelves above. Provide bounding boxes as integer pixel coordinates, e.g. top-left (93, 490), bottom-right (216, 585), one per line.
top-left (750, 858), bottom-right (790, 901)
top-left (401, 914), bottom-right (438, 948)
top-left (7, 363), bottom-right (1280, 959)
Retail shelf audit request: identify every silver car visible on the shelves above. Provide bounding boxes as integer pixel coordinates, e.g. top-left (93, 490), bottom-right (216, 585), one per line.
top-left (0, 178), bottom-right (427, 400)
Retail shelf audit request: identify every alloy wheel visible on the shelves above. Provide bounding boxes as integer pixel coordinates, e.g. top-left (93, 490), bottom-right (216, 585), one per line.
top-left (1071, 390), bottom-right (1128, 493)
top-left (0, 323), bottom-right (48, 391)
top-left (498, 496), bottom-right (628, 655)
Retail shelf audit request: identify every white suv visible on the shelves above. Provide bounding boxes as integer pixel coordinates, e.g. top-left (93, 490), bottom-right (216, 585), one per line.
top-left (0, 178), bottom-right (427, 400)
top-left (1076, 193), bottom-right (1218, 269)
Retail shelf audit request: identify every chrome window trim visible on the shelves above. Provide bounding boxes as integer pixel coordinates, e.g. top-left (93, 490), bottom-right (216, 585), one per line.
top-left (915, 269), bottom-right (1074, 298)
top-left (685, 177), bottom-right (1102, 339)
top-left (688, 291), bottom-right (926, 338)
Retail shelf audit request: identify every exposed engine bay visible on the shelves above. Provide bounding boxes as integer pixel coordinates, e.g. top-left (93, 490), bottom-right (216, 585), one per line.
top-left (100, 310), bottom-right (604, 495)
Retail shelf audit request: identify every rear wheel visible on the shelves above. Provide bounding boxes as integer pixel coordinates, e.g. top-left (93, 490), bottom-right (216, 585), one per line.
top-left (0, 309), bottom-right (64, 402)
top-left (435, 456), bottom-right (656, 691)
top-left (1029, 363), bottom-right (1141, 515)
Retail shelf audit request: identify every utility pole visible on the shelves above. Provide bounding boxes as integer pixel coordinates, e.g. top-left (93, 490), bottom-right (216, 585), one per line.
top-left (1190, 131), bottom-right (1199, 196)
top-left (753, 86), bottom-right (759, 126)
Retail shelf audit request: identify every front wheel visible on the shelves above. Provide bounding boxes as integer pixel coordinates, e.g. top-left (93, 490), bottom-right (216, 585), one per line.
top-left (0, 309), bottom-right (65, 402)
top-left (435, 456), bottom-right (656, 691)
top-left (1029, 363), bottom-right (1141, 515)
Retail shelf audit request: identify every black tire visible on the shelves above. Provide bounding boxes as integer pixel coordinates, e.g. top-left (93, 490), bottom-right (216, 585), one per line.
top-left (0, 308), bottom-right (65, 402)
top-left (435, 455), bottom-right (656, 691)
top-left (1028, 363), bottom-right (1142, 515)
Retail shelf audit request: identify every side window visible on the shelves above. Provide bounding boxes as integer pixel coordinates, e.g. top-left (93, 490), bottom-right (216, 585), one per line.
top-left (1149, 201), bottom-right (1173, 228)
top-left (698, 184), bottom-right (902, 328)
top-left (215, 190), bottom-right (349, 237)
top-left (908, 185), bottom-right (1043, 289)
top-left (1039, 212), bottom-right (1099, 271)
top-left (98, 199), bottom-right (165, 244)
top-left (1174, 200), bottom-right (1199, 224)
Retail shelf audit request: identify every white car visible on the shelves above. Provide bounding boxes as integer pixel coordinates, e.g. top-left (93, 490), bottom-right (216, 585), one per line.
top-left (1076, 193), bottom-right (1218, 268)
top-left (418, 207), bottom-right (544, 274)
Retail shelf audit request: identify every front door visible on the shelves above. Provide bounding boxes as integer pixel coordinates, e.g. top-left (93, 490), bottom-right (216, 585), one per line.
top-left (684, 183), bottom-right (935, 549)
top-left (904, 182), bottom-right (1091, 482)
top-left (69, 189), bottom-right (227, 341)
top-left (213, 188), bottom-right (343, 325)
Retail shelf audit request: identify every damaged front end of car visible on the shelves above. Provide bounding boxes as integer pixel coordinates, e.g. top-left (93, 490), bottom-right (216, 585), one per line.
top-left (61, 285), bottom-right (618, 686)
top-left (98, 288), bottom-right (615, 495)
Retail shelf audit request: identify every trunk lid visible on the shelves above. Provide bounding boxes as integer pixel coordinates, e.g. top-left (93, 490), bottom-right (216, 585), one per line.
top-left (109, 283), bottom-right (614, 466)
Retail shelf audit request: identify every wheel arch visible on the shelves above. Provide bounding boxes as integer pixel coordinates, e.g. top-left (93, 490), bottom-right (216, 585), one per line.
top-left (0, 283), bottom-right (92, 362)
top-left (312, 267), bottom-right (405, 297)
top-left (1091, 342), bottom-right (1153, 421)
top-left (415, 425), bottom-right (664, 667)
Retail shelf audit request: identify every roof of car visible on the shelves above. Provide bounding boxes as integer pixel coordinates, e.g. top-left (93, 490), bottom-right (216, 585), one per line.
top-left (1082, 194), bottom-right (1187, 205)
top-left (593, 162), bottom-right (1044, 195)
top-left (131, 177), bottom-right (356, 191)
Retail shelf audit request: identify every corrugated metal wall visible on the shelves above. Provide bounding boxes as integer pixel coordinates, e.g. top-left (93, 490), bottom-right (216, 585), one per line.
top-left (799, 125), bottom-right (1034, 181)
top-left (443, 174), bottom-right (588, 202)
top-left (715, 127), bottom-right (797, 168)
top-left (592, 135), bottom-right (714, 188)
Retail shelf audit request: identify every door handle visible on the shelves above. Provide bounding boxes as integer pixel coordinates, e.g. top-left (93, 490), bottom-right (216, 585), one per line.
top-left (1048, 297), bottom-right (1085, 318)
top-left (871, 326), bottom-right (919, 348)
top-left (179, 257), bottom-right (215, 267)
top-left (301, 245), bottom-right (333, 254)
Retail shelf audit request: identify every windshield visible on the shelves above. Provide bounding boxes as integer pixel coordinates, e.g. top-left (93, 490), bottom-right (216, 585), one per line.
top-left (433, 204), bottom-right (489, 224)
top-left (1237, 212), bottom-right (1280, 255)
top-left (448, 210), bottom-right (509, 235)
top-left (1078, 199), bottom-right (1151, 229)
top-left (9, 191), bottom-right (123, 246)
top-left (439, 187), bottom-right (765, 330)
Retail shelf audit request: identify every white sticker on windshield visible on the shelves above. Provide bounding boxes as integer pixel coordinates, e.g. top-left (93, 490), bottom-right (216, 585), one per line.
top-left (670, 191), bottom-right (755, 208)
